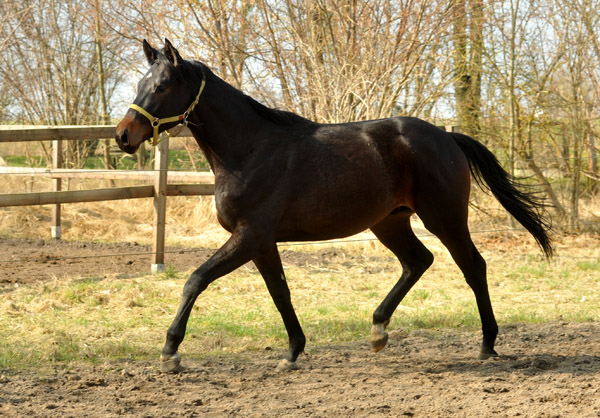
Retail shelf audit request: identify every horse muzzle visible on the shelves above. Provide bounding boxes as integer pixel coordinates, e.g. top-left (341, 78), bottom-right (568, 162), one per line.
top-left (115, 128), bottom-right (138, 154)
top-left (115, 114), bottom-right (148, 154)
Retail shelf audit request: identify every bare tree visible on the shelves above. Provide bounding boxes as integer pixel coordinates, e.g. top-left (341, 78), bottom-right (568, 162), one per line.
top-left (0, 0), bottom-right (130, 168)
top-left (0, 4), bottom-right (32, 121)
top-left (112, 0), bottom-right (456, 123)
top-left (545, 0), bottom-right (600, 228)
top-left (2, 0), bottom-right (597, 232)
top-left (251, 0), bottom-right (455, 123)
top-left (577, 0), bottom-right (599, 190)
top-left (483, 0), bottom-right (565, 218)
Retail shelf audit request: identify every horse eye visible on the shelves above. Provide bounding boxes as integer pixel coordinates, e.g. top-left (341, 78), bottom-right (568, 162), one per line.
top-left (154, 84), bottom-right (166, 94)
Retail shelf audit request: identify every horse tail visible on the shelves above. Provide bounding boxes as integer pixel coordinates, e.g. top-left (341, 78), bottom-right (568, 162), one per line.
top-left (450, 132), bottom-right (553, 258)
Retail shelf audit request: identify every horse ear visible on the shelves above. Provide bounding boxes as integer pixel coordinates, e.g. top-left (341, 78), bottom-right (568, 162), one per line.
top-left (143, 39), bottom-right (157, 65)
top-left (164, 38), bottom-right (182, 66)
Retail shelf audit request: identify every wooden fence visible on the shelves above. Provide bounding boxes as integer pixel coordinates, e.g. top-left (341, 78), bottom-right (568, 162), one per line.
top-left (0, 125), bottom-right (214, 272)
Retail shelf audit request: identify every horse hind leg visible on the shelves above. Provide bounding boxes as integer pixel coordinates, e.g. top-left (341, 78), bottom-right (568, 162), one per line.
top-left (369, 215), bottom-right (434, 352)
top-left (418, 206), bottom-right (499, 359)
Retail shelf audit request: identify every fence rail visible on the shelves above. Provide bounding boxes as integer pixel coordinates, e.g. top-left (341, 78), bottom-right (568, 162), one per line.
top-left (0, 125), bottom-right (213, 272)
top-left (0, 166), bottom-right (215, 182)
top-left (0, 125), bottom-right (116, 142)
top-left (0, 184), bottom-right (215, 207)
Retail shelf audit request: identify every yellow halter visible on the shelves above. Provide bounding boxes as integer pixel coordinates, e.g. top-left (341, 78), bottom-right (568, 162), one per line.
top-left (128, 77), bottom-right (206, 146)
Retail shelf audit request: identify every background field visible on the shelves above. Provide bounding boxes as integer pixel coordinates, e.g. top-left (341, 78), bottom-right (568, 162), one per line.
top-left (1, 219), bottom-right (599, 417)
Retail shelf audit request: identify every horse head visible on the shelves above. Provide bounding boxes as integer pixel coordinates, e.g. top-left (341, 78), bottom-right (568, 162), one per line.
top-left (115, 39), bottom-right (201, 153)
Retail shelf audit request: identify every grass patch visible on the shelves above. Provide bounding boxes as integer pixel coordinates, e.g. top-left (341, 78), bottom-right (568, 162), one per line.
top-left (576, 260), bottom-right (600, 272)
top-left (3, 149), bottom-right (211, 171)
top-left (4, 155), bottom-right (47, 167)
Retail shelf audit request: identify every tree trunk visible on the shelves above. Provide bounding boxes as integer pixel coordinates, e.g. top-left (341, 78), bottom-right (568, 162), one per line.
top-left (95, 0), bottom-right (114, 186)
top-left (587, 132), bottom-right (598, 193)
top-left (452, 0), bottom-right (483, 138)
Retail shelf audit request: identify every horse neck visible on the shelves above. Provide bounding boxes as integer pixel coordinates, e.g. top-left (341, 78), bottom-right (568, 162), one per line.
top-left (188, 74), bottom-right (270, 173)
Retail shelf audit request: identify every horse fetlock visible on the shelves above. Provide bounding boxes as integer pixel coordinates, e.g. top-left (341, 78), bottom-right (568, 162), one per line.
top-left (479, 345), bottom-right (498, 360)
top-left (478, 351), bottom-right (498, 360)
top-left (370, 321), bottom-right (390, 353)
top-left (276, 358), bottom-right (298, 372)
top-left (160, 352), bottom-right (182, 373)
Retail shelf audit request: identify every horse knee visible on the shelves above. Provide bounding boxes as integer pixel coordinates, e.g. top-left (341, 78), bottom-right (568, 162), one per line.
top-left (399, 246), bottom-right (434, 281)
top-left (182, 270), bottom-right (209, 298)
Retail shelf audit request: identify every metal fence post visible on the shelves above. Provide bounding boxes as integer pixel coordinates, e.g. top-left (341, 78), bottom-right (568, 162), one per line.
top-left (51, 139), bottom-right (62, 239)
top-left (151, 136), bottom-right (169, 273)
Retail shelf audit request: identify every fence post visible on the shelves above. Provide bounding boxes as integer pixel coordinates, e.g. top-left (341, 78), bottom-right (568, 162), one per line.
top-left (51, 139), bottom-right (62, 239)
top-left (151, 136), bottom-right (169, 273)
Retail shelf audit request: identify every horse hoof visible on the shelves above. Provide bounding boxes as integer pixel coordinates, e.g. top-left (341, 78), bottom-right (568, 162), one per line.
top-left (371, 333), bottom-right (389, 353)
top-left (479, 350), bottom-right (498, 360)
top-left (160, 353), bottom-right (182, 373)
top-left (276, 359), bottom-right (298, 372)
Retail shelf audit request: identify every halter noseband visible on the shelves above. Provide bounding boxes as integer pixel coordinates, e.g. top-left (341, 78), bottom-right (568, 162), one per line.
top-left (128, 76), bottom-right (206, 146)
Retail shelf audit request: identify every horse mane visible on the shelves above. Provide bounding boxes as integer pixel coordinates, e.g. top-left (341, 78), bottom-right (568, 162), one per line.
top-left (182, 59), bottom-right (314, 128)
top-left (245, 96), bottom-right (314, 127)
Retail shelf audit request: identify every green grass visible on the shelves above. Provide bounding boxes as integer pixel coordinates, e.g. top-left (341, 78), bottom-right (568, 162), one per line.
top-left (3, 149), bottom-right (211, 171)
top-left (0, 242), bottom-right (599, 371)
top-left (576, 260), bottom-right (600, 272)
top-left (4, 155), bottom-right (47, 167)
top-left (85, 150), bottom-right (210, 171)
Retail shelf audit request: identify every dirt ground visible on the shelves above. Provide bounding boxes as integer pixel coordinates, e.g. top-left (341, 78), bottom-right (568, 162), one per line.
top-left (0, 322), bottom-right (599, 417)
top-left (0, 237), bottom-right (215, 286)
top-left (0, 237), bottom-right (355, 286)
top-left (1, 238), bottom-right (600, 417)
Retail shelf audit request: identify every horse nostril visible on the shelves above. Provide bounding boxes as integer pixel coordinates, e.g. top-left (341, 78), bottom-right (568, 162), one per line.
top-left (120, 129), bottom-right (129, 147)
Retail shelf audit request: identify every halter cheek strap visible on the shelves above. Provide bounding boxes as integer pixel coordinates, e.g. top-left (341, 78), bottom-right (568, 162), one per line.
top-left (128, 77), bottom-right (206, 146)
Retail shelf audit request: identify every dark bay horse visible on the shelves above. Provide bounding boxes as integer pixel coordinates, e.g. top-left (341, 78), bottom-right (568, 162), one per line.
top-left (115, 39), bottom-right (552, 373)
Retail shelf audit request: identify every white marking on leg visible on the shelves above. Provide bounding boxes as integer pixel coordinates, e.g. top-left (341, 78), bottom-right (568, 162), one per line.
top-left (371, 323), bottom-right (387, 342)
top-left (276, 358), bottom-right (298, 372)
top-left (160, 352), bottom-right (182, 373)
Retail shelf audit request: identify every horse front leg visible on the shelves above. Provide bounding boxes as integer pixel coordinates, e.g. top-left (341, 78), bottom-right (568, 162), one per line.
top-left (160, 229), bottom-right (259, 373)
top-left (253, 246), bottom-right (306, 371)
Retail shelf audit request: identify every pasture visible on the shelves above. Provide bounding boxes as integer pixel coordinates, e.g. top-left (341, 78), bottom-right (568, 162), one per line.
top-left (1, 175), bottom-right (600, 415)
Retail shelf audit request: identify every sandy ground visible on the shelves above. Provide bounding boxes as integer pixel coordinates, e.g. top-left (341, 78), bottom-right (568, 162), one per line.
top-left (1, 322), bottom-right (599, 417)
top-left (1, 238), bottom-right (600, 417)
top-left (0, 237), bottom-right (214, 285)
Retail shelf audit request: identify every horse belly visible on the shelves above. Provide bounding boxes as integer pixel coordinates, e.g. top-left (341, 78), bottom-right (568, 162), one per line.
top-left (279, 176), bottom-right (396, 241)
